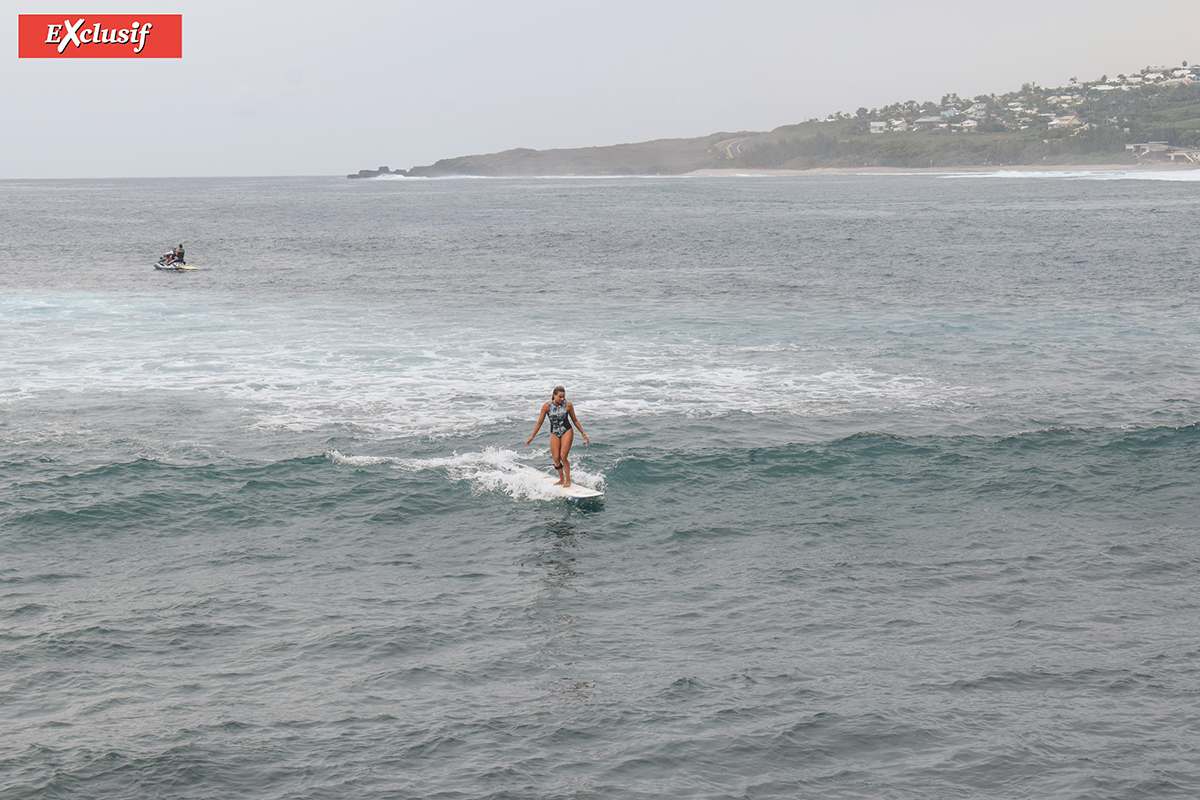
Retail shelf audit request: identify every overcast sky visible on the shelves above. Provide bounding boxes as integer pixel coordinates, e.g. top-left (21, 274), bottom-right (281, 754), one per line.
top-left (5, 0), bottom-right (1200, 178)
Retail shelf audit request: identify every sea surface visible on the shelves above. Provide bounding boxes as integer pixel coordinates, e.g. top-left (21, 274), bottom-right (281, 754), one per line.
top-left (3, 171), bottom-right (1200, 799)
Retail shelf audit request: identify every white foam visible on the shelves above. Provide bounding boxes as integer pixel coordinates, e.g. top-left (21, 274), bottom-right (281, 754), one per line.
top-left (327, 447), bottom-right (604, 501)
top-left (324, 451), bottom-right (402, 468)
top-left (939, 168), bottom-right (1200, 182)
top-left (1080, 169), bottom-right (1200, 182)
top-left (364, 173), bottom-right (484, 181)
top-left (2, 294), bottom-right (964, 440)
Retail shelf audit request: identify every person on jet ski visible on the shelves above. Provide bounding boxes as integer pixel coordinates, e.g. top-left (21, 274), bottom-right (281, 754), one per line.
top-left (160, 244), bottom-right (185, 266)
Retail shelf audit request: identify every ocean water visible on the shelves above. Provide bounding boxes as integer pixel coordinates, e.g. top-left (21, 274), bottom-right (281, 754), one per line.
top-left (3, 171), bottom-right (1200, 799)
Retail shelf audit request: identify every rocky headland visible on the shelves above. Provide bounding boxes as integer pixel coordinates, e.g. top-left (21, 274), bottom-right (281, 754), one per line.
top-left (351, 62), bottom-right (1200, 177)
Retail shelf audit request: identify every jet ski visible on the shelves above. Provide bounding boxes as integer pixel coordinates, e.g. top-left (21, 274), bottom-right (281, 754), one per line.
top-left (155, 253), bottom-right (196, 271)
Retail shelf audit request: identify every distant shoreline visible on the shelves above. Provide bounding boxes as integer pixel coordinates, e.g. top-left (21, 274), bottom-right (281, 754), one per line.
top-left (371, 63), bottom-right (1200, 179)
top-left (686, 163), bottom-right (1200, 176)
top-left (356, 163), bottom-right (1200, 181)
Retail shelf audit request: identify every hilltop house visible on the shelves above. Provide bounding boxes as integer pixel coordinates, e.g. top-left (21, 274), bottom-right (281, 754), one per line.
top-left (1049, 114), bottom-right (1083, 128)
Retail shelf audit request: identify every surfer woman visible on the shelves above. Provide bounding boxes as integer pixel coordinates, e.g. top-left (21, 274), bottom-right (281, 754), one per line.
top-left (526, 386), bottom-right (589, 487)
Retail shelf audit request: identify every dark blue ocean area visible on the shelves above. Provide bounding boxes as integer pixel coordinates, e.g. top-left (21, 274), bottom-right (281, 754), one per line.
top-left (3, 171), bottom-right (1200, 798)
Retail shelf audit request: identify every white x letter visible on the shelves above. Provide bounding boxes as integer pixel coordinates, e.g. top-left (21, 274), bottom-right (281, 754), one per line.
top-left (58, 18), bottom-right (85, 53)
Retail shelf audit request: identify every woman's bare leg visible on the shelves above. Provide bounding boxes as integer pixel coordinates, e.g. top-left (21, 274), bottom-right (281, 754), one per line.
top-left (550, 434), bottom-right (564, 485)
top-left (559, 428), bottom-right (574, 487)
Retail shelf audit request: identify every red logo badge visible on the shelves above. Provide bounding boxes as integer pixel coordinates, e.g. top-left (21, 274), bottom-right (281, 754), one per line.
top-left (19, 15), bottom-right (182, 58)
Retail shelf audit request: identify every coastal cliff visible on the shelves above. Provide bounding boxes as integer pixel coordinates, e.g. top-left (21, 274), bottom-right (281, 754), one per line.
top-left (402, 134), bottom-right (735, 177)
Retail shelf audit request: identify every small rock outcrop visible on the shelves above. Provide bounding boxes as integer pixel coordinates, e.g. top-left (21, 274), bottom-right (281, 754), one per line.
top-left (346, 166), bottom-right (406, 179)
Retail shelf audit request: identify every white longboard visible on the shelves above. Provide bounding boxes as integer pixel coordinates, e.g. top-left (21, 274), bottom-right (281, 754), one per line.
top-left (507, 463), bottom-right (604, 500)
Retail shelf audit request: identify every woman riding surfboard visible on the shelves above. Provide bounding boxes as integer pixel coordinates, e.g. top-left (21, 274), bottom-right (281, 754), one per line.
top-left (526, 386), bottom-right (589, 487)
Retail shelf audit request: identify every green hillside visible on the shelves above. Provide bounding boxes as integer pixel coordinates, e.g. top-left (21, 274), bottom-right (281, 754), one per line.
top-left (365, 63), bottom-right (1200, 177)
top-left (719, 65), bottom-right (1200, 169)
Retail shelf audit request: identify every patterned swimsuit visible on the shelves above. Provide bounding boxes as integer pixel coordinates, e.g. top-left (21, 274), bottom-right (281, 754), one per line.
top-left (548, 401), bottom-right (571, 437)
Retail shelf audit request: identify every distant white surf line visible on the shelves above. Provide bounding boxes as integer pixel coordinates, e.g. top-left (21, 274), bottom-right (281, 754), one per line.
top-left (937, 169), bottom-right (1200, 181)
top-left (364, 174), bottom-right (484, 181)
top-left (326, 446), bottom-right (605, 501)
